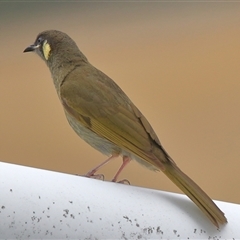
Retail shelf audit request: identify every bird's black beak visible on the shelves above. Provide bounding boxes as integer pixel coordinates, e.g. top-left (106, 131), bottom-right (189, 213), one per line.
top-left (23, 44), bottom-right (40, 53)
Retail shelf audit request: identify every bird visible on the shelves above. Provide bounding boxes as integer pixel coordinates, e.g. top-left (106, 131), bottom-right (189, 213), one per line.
top-left (23, 30), bottom-right (227, 227)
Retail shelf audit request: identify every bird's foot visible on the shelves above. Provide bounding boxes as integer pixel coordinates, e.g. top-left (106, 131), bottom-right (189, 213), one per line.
top-left (85, 172), bottom-right (105, 181)
top-left (112, 178), bottom-right (130, 185)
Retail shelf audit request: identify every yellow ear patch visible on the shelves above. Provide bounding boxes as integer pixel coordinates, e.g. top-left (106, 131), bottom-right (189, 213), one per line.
top-left (42, 40), bottom-right (51, 60)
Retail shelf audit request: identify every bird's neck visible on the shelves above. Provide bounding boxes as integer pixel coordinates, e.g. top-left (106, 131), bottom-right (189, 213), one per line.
top-left (48, 53), bottom-right (88, 96)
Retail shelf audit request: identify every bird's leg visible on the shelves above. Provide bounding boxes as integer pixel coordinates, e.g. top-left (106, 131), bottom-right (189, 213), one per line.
top-left (85, 154), bottom-right (119, 180)
top-left (112, 156), bottom-right (131, 184)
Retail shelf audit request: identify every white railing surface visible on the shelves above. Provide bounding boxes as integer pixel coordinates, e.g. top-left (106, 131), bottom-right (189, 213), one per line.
top-left (0, 161), bottom-right (239, 239)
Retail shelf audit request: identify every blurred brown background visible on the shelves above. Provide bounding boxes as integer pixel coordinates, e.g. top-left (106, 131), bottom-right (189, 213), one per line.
top-left (1, 2), bottom-right (240, 204)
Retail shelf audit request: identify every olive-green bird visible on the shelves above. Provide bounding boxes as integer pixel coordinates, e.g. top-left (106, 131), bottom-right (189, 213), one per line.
top-left (23, 30), bottom-right (227, 227)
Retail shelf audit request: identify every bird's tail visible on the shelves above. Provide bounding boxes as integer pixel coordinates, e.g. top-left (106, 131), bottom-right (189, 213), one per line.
top-left (163, 162), bottom-right (227, 227)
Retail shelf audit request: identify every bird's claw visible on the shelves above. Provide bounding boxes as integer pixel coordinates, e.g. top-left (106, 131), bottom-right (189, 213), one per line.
top-left (85, 173), bottom-right (105, 181)
top-left (112, 178), bottom-right (130, 185)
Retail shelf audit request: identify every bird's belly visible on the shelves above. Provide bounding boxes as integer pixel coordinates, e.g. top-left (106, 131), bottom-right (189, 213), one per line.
top-left (66, 113), bottom-right (121, 156)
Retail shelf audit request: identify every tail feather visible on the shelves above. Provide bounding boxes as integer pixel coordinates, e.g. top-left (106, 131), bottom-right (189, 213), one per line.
top-left (163, 163), bottom-right (227, 227)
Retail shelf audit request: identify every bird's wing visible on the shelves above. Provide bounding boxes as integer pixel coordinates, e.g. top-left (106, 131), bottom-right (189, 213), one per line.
top-left (60, 65), bottom-right (165, 169)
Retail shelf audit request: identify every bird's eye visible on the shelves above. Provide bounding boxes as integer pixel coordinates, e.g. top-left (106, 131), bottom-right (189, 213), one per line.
top-left (36, 37), bottom-right (43, 45)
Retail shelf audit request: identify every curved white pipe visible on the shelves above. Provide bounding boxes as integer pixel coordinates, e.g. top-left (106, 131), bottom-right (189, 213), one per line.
top-left (0, 161), bottom-right (239, 239)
